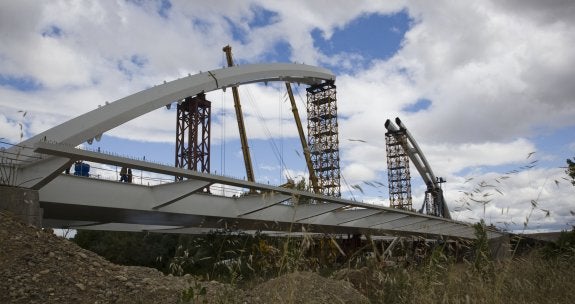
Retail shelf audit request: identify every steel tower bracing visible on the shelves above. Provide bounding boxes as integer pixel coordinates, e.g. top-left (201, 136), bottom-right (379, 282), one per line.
top-left (385, 118), bottom-right (451, 219)
top-left (306, 80), bottom-right (341, 197)
top-left (175, 93), bottom-right (211, 179)
top-left (385, 129), bottom-right (413, 210)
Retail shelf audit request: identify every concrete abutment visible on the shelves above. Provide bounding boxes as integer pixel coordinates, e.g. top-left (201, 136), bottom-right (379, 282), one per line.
top-left (0, 185), bottom-right (42, 227)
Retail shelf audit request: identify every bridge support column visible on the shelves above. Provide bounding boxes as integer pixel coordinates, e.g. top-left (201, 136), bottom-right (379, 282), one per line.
top-left (306, 80), bottom-right (341, 197)
top-left (385, 129), bottom-right (412, 210)
top-left (489, 234), bottom-right (511, 261)
top-left (175, 93), bottom-right (211, 179)
top-left (0, 185), bottom-right (42, 227)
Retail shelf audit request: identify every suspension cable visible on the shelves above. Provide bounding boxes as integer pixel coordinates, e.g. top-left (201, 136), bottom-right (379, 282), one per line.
top-left (279, 86), bottom-right (284, 183)
top-left (241, 84), bottom-right (294, 182)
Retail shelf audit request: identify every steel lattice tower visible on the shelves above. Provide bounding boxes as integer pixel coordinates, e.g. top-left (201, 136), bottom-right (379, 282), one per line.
top-left (306, 80), bottom-right (340, 197)
top-left (385, 129), bottom-right (412, 210)
top-left (175, 93), bottom-right (211, 180)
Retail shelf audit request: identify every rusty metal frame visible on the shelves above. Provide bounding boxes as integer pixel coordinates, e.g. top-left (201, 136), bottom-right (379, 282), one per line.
top-left (175, 93), bottom-right (211, 178)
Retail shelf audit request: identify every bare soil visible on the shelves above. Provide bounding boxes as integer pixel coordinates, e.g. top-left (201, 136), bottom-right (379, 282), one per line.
top-left (0, 210), bottom-right (369, 303)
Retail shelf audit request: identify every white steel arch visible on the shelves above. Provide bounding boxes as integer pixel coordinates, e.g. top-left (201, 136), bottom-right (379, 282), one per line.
top-left (18, 63), bottom-right (334, 151)
top-left (10, 63), bottom-right (334, 189)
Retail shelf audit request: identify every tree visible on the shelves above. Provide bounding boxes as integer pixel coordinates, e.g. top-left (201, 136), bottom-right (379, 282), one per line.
top-left (567, 158), bottom-right (575, 186)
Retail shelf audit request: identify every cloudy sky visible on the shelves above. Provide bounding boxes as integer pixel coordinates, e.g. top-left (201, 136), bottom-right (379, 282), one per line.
top-left (1, 0), bottom-right (574, 233)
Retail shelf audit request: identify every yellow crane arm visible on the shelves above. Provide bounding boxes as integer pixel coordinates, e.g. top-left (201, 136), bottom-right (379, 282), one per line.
top-left (222, 45), bottom-right (255, 183)
top-left (285, 83), bottom-right (320, 194)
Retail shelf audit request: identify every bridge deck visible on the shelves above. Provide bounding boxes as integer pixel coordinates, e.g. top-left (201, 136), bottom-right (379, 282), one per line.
top-left (35, 141), bottom-right (503, 240)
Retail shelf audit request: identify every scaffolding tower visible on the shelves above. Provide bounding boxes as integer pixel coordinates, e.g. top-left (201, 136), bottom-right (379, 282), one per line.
top-left (306, 80), bottom-right (341, 197)
top-left (422, 177), bottom-right (447, 217)
top-left (175, 93), bottom-right (211, 180)
top-left (385, 129), bottom-right (413, 210)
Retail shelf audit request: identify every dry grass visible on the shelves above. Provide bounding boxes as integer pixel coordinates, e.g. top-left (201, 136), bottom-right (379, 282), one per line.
top-left (364, 250), bottom-right (575, 304)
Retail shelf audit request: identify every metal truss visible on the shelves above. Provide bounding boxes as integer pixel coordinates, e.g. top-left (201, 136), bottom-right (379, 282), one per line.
top-left (422, 186), bottom-right (447, 218)
top-left (306, 80), bottom-right (340, 197)
top-left (385, 129), bottom-right (413, 211)
top-left (175, 93), bottom-right (211, 178)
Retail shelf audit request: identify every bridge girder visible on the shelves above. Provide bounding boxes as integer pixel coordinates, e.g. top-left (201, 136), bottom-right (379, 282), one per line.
top-left (33, 141), bottom-right (504, 240)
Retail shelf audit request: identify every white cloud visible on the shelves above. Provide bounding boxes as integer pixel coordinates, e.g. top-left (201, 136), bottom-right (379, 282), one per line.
top-left (447, 167), bottom-right (575, 231)
top-left (282, 168), bottom-right (308, 182)
top-left (0, 114), bottom-right (23, 143)
top-left (423, 138), bottom-right (537, 176)
top-left (342, 162), bottom-right (377, 183)
top-left (395, 1), bottom-right (575, 142)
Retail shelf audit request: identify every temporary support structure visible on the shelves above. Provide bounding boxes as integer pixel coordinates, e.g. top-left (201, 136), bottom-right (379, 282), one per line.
top-left (306, 80), bottom-right (341, 197)
top-left (175, 93), bottom-right (211, 178)
top-left (385, 118), bottom-right (451, 219)
top-left (385, 128), bottom-right (413, 210)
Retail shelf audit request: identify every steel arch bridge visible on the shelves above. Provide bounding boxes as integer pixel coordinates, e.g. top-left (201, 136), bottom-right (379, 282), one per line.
top-left (3, 63), bottom-right (504, 240)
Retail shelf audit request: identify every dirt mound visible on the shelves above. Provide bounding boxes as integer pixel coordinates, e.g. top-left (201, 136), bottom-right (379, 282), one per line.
top-left (0, 210), bottom-right (242, 304)
top-left (1, 210), bottom-right (370, 303)
top-left (247, 271), bottom-right (370, 304)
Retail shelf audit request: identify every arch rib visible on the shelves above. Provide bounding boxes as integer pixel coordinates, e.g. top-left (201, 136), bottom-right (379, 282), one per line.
top-left (17, 63), bottom-right (335, 153)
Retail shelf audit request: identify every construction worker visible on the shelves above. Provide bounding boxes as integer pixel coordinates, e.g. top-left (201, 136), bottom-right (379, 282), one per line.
top-left (120, 166), bottom-right (128, 182)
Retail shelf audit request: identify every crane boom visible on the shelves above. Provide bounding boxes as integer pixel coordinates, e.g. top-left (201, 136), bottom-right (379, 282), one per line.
top-left (385, 117), bottom-right (451, 219)
top-left (285, 83), bottom-right (320, 194)
top-left (222, 45), bottom-right (255, 184)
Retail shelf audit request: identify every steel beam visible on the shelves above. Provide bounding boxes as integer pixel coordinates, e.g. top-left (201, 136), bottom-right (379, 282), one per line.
top-left (33, 142), bottom-right (506, 240)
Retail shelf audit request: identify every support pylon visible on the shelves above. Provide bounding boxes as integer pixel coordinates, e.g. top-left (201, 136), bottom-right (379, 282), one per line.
top-left (175, 93), bottom-right (211, 180)
top-left (306, 80), bottom-right (341, 197)
top-left (385, 129), bottom-right (412, 210)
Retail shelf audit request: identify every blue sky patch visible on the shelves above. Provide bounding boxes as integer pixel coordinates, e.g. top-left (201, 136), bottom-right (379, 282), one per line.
top-left (117, 55), bottom-right (147, 79)
top-left (157, 0), bottom-right (171, 18)
top-left (42, 25), bottom-right (63, 38)
top-left (117, 61), bottom-right (132, 79)
top-left (225, 17), bottom-right (248, 45)
top-left (402, 98), bottom-right (432, 113)
top-left (313, 10), bottom-right (411, 64)
top-left (531, 125), bottom-right (575, 168)
top-left (0, 74), bottom-right (42, 91)
top-left (125, 0), bottom-right (144, 6)
top-left (95, 135), bottom-right (173, 164)
top-left (225, 6), bottom-right (280, 47)
top-left (126, 0), bottom-right (171, 18)
top-left (130, 54), bottom-right (147, 67)
top-left (192, 18), bottom-right (211, 32)
top-left (262, 39), bottom-right (292, 62)
top-left (247, 5), bottom-right (279, 28)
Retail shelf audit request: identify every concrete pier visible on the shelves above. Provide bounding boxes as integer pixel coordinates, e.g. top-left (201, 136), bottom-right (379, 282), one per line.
top-left (0, 185), bottom-right (42, 227)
